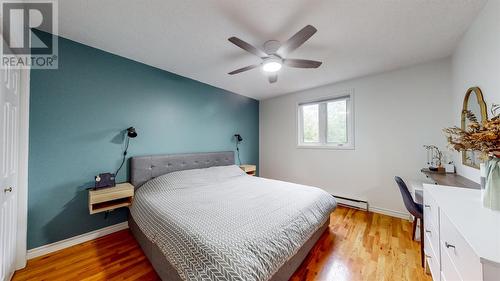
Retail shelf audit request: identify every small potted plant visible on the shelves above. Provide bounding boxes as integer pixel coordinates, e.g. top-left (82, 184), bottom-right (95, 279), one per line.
top-left (443, 104), bottom-right (500, 210)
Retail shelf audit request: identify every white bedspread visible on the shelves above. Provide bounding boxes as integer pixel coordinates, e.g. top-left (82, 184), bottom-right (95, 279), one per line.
top-left (130, 165), bottom-right (336, 281)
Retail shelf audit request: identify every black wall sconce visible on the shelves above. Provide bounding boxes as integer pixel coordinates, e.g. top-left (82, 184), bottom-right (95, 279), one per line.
top-left (127, 127), bottom-right (137, 138)
top-left (94, 127), bottom-right (138, 190)
top-left (234, 134), bottom-right (243, 165)
top-left (115, 127), bottom-right (138, 177)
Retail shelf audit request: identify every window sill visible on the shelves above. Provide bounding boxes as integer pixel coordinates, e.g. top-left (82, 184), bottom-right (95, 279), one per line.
top-left (296, 144), bottom-right (355, 150)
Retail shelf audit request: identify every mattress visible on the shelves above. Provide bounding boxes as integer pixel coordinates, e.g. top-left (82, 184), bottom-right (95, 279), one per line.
top-left (129, 165), bottom-right (337, 281)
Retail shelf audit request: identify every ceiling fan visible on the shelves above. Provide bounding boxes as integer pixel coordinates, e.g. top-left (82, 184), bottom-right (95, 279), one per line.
top-left (228, 25), bottom-right (322, 83)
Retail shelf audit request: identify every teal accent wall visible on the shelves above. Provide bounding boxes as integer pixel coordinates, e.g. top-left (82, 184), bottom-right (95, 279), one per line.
top-left (28, 33), bottom-right (259, 249)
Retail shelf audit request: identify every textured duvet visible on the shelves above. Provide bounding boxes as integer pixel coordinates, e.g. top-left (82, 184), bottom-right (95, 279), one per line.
top-left (130, 165), bottom-right (336, 281)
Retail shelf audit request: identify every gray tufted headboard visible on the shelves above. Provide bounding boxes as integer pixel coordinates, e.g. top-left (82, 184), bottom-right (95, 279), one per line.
top-left (130, 151), bottom-right (234, 188)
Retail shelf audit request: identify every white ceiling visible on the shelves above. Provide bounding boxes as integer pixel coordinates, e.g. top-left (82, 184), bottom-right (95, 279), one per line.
top-left (57, 0), bottom-right (486, 100)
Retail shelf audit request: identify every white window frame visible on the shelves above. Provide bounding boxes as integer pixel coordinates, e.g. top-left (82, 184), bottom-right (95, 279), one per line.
top-left (297, 89), bottom-right (354, 150)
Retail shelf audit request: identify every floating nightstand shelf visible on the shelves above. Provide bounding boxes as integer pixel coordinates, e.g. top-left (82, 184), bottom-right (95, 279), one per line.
top-left (240, 164), bottom-right (256, 176)
top-left (88, 182), bottom-right (134, 214)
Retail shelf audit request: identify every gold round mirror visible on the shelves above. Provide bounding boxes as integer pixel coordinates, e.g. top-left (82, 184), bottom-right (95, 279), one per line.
top-left (461, 87), bottom-right (488, 169)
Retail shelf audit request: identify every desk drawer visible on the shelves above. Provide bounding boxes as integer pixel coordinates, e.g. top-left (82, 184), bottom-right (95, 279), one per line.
top-left (425, 232), bottom-right (440, 281)
top-left (440, 212), bottom-right (482, 281)
top-left (423, 188), bottom-right (439, 229)
top-left (424, 224), bottom-right (439, 259)
top-left (441, 246), bottom-right (463, 281)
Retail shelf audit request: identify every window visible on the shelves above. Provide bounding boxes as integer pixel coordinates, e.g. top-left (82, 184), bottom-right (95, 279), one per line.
top-left (297, 92), bottom-right (354, 149)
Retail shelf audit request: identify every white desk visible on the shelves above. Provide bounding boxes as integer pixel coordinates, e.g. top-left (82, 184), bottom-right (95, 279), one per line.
top-left (408, 179), bottom-right (428, 205)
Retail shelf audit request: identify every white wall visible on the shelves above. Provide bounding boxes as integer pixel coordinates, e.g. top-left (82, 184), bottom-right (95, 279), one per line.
top-left (452, 0), bottom-right (500, 182)
top-left (260, 59), bottom-right (452, 215)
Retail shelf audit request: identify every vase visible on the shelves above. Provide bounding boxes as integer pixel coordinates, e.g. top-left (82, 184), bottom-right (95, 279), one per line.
top-left (483, 157), bottom-right (500, 211)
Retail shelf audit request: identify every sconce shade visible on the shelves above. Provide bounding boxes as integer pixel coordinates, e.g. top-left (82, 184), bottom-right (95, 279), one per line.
top-left (127, 127), bottom-right (137, 138)
top-left (234, 134), bottom-right (243, 142)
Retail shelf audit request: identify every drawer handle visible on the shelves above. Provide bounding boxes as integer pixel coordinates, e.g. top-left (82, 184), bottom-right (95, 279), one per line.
top-left (425, 229), bottom-right (431, 234)
top-left (445, 242), bottom-right (455, 249)
top-left (425, 254), bottom-right (432, 259)
top-left (424, 204), bottom-right (431, 208)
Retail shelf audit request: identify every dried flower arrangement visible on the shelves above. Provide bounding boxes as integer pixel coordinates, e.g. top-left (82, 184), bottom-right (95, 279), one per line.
top-left (443, 104), bottom-right (500, 159)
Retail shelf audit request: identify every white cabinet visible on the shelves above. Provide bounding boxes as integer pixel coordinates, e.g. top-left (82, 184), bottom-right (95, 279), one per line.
top-left (423, 185), bottom-right (500, 281)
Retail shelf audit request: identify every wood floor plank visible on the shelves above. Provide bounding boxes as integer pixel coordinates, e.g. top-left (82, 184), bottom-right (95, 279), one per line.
top-left (13, 206), bottom-right (431, 281)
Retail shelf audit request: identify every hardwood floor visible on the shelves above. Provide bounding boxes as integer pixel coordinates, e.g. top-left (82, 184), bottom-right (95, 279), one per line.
top-left (13, 230), bottom-right (158, 281)
top-left (13, 206), bottom-right (431, 281)
top-left (290, 206), bottom-right (431, 281)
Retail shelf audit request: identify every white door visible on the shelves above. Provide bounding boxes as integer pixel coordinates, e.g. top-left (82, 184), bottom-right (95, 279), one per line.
top-left (0, 63), bottom-right (20, 281)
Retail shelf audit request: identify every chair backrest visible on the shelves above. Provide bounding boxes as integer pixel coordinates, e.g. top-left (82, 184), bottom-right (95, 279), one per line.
top-left (394, 176), bottom-right (422, 218)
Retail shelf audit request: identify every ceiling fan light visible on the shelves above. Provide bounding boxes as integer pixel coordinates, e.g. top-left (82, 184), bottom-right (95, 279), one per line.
top-left (262, 61), bottom-right (282, 72)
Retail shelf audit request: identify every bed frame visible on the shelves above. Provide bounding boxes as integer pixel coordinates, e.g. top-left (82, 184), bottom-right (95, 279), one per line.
top-left (128, 151), bottom-right (329, 281)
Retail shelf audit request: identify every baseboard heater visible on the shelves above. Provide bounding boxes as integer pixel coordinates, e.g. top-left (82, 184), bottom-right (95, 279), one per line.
top-left (332, 194), bottom-right (369, 212)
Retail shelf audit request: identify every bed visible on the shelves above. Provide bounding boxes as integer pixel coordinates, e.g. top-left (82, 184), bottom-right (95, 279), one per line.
top-left (128, 151), bottom-right (336, 281)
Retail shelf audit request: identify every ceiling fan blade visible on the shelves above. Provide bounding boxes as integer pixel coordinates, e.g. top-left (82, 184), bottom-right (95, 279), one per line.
top-left (268, 73), bottom-right (278, 83)
top-left (228, 64), bottom-right (260, 75)
top-left (228, 37), bottom-right (268, 58)
top-left (277, 25), bottom-right (317, 56)
top-left (284, 59), bottom-right (322, 68)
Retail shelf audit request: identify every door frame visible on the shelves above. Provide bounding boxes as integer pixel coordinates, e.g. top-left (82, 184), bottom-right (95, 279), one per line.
top-left (15, 68), bottom-right (30, 269)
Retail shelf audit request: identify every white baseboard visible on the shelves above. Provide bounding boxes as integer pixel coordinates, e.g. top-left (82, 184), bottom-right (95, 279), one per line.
top-left (369, 206), bottom-right (411, 221)
top-left (27, 221), bottom-right (129, 260)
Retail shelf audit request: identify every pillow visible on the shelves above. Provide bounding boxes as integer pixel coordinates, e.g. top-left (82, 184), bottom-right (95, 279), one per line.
top-left (141, 164), bottom-right (246, 192)
top-left (204, 165), bottom-right (246, 178)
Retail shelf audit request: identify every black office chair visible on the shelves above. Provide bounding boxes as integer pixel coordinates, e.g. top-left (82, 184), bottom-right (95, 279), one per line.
top-left (395, 176), bottom-right (424, 267)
